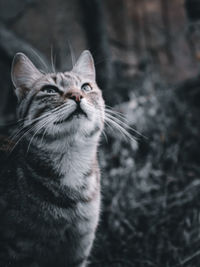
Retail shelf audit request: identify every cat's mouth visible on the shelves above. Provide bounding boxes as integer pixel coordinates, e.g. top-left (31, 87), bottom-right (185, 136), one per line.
top-left (54, 106), bottom-right (87, 125)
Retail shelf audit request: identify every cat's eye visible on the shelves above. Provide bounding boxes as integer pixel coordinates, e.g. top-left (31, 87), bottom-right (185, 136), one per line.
top-left (81, 83), bottom-right (92, 92)
top-left (41, 85), bottom-right (59, 94)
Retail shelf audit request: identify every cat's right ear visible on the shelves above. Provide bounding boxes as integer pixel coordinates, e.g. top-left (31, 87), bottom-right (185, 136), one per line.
top-left (11, 53), bottom-right (42, 100)
top-left (72, 50), bottom-right (96, 81)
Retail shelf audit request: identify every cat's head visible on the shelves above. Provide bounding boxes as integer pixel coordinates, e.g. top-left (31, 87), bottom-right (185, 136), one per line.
top-left (11, 50), bottom-right (105, 140)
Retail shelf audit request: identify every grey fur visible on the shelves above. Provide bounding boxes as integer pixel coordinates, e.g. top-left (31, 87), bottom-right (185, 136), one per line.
top-left (0, 51), bottom-right (105, 267)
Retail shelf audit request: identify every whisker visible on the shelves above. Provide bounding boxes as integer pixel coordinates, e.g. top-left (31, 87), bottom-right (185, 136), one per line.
top-left (40, 124), bottom-right (49, 147)
top-left (67, 40), bottom-right (76, 68)
top-left (105, 109), bottom-right (128, 122)
top-left (50, 45), bottom-right (56, 73)
top-left (86, 102), bottom-right (145, 141)
top-left (0, 118), bottom-right (25, 127)
top-left (103, 119), bottom-right (129, 141)
top-left (101, 128), bottom-right (108, 143)
top-left (53, 105), bottom-right (75, 123)
top-left (105, 116), bottom-right (136, 141)
top-left (8, 122), bottom-right (39, 154)
top-left (8, 102), bottom-right (73, 151)
top-left (26, 118), bottom-right (54, 153)
top-left (29, 47), bottom-right (50, 73)
top-left (86, 102), bottom-right (127, 122)
top-left (105, 113), bottom-right (146, 139)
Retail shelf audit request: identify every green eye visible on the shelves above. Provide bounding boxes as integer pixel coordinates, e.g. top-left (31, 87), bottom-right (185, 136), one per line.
top-left (41, 86), bottom-right (59, 94)
top-left (81, 83), bottom-right (92, 92)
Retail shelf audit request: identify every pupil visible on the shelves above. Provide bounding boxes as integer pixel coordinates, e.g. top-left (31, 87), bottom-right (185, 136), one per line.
top-left (82, 84), bottom-right (91, 91)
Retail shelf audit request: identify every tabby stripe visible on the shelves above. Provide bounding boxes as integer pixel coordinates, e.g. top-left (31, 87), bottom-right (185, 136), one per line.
top-left (22, 92), bottom-right (37, 118)
top-left (34, 129), bottom-right (68, 143)
top-left (83, 168), bottom-right (93, 179)
top-left (25, 163), bottom-right (98, 206)
top-left (24, 154), bottom-right (61, 180)
top-left (26, 174), bottom-right (77, 209)
top-left (34, 94), bottom-right (58, 101)
top-left (51, 74), bottom-right (57, 83)
top-left (35, 124), bottom-right (100, 143)
top-left (81, 187), bottom-right (99, 203)
top-left (85, 125), bottom-right (100, 138)
top-left (24, 161), bottom-right (97, 203)
top-left (32, 105), bottom-right (50, 119)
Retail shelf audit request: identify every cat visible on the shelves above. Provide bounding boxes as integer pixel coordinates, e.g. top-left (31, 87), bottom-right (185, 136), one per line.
top-left (0, 50), bottom-right (105, 267)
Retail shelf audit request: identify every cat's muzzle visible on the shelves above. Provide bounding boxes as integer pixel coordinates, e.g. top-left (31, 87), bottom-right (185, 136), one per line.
top-left (54, 105), bottom-right (87, 125)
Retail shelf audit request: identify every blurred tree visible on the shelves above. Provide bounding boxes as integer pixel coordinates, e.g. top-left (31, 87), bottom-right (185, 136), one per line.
top-left (0, 0), bottom-right (199, 119)
top-left (185, 0), bottom-right (200, 21)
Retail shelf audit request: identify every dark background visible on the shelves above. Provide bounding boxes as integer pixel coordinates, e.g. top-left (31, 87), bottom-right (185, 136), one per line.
top-left (0, 0), bottom-right (200, 266)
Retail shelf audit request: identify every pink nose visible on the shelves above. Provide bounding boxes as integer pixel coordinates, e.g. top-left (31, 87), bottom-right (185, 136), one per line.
top-left (66, 90), bottom-right (83, 103)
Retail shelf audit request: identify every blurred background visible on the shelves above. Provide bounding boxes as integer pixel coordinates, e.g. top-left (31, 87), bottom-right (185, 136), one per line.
top-left (0, 0), bottom-right (200, 266)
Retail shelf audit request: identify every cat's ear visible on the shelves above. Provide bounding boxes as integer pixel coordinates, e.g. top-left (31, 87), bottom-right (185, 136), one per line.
top-left (72, 50), bottom-right (95, 81)
top-left (11, 53), bottom-right (42, 100)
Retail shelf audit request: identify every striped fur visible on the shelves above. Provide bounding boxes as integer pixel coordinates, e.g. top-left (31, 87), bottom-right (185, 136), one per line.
top-left (0, 51), bottom-right (104, 267)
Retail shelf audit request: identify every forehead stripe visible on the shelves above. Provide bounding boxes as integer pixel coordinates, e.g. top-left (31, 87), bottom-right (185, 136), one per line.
top-left (51, 75), bottom-right (57, 83)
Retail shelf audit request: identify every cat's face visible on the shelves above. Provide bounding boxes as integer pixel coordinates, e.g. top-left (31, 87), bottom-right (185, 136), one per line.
top-left (11, 51), bottom-right (105, 139)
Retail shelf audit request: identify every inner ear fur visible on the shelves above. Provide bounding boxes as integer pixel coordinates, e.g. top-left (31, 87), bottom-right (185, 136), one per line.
top-left (72, 50), bottom-right (96, 81)
top-left (11, 53), bottom-right (42, 100)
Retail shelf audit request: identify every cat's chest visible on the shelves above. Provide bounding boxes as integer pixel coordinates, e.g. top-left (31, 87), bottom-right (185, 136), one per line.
top-left (52, 143), bottom-right (97, 186)
top-left (36, 193), bottom-right (100, 253)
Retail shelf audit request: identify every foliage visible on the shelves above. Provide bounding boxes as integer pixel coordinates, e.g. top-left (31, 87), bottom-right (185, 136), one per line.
top-left (91, 74), bottom-right (200, 267)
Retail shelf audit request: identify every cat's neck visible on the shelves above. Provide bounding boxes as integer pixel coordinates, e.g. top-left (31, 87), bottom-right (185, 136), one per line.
top-left (20, 132), bottom-right (100, 188)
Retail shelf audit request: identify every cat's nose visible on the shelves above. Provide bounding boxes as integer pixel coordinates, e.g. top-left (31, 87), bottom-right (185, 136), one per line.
top-left (66, 90), bottom-right (83, 103)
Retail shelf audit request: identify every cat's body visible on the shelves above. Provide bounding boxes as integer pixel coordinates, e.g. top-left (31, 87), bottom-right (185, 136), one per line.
top-left (0, 51), bottom-right (104, 267)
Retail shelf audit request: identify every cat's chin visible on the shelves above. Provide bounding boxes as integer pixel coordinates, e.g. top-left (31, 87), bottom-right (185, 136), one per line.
top-left (51, 115), bottom-right (101, 140)
top-left (49, 102), bottom-right (101, 138)
top-left (52, 115), bottom-right (89, 134)
top-left (54, 114), bottom-right (86, 127)
top-left (54, 106), bottom-right (88, 125)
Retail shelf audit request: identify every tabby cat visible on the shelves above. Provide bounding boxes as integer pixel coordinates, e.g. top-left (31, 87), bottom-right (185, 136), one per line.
top-left (0, 50), bottom-right (105, 267)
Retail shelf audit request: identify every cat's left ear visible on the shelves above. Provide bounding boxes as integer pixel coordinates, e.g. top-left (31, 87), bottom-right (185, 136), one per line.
top-left (11, 53), bottom-right (42, 100)
top-left (72, 50), bottom-right (95, 81)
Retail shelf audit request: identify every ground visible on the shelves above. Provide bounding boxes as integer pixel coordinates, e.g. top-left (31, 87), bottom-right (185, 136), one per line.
top-left (90, 74), bottom-right (200, 267)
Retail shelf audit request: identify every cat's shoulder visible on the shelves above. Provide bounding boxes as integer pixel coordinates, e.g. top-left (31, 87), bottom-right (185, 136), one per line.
top-left (0, 135), bottom-right (15, 163)
top-left (0, 135), bottom-right (13, 151)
